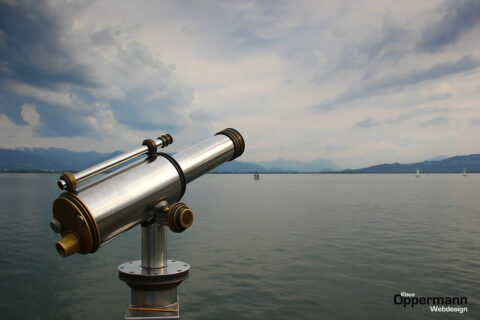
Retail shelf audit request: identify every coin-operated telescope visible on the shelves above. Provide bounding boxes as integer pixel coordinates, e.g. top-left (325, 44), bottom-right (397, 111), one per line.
top-left (50, 128), bottom-right (244, 320)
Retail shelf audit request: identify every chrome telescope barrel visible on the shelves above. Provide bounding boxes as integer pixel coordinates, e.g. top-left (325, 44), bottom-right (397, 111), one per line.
top-left (58, 134), bottom-right (173, 192)
top-left (51, 128), bottom-right (244, 257)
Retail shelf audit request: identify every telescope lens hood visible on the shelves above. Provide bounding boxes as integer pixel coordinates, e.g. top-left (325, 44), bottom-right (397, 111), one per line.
top-left (215, 128), bottom-right (245, 161)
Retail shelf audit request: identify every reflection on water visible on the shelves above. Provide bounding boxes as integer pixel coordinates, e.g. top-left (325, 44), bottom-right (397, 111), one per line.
top-left (0, 173), bottom-right (478, 319)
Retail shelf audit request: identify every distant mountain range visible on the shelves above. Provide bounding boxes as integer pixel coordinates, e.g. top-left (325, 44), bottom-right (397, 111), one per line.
top-left (425, 155), bottom-right (449, 161)
top-left (212, 157), bottom-right (340, 173)
top-left (343, 154), bottom-right (480, 173)
top-left (0, 147), bottom-right (342, 173)
top-left (255, 158), bottom-right (340, 172)
top-left (0, 147), bottom-right (121, 171)
top-left (1, 147), bottom-right (479, 173)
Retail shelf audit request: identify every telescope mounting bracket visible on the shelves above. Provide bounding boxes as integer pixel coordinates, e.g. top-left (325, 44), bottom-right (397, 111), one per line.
top-left (118, 201), bottom-right (192, 320)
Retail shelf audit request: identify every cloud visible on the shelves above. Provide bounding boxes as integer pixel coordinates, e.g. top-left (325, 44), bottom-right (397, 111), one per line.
top-left (0, 0), bottom-right (193, 138)
top-left (0, 1), bottom-right (97, 90)
top-left (469, 117), bottom-right (480, 126)
top-left (420, 116), bottom-right (450, 127)
top-left (20, 103), bottom-right (39, 125)
top-left (313, 56), bottom-right (479, 112)
top-left (393, 93), bottom-right (451, 109)
top-left (386, 107), bottom-right (450, 124)
top-left (34, 102), bottom-right (99, 137)
top-left (103, 41), bottom-right (193, 131)
top-left (188, 109), bottom-right (217, 123)
top-left (1, 0), bottom-right (479, 167)
top-left (354, 117), bottom-right (380, 129)
top-left (227, 27), bottom-right (273, 50)
top-left (353, 107), bottom-right (451, 130)
top-left (89, 27), bottom-right (118, 47)
top-left (360, 18), bottom-right (408, 60)
top-left (0, 0), bottom-right (93, 127)
top-left (373, 56), bottom-right (478, 88)
top-left (418, 0), bottom-right (480, 53)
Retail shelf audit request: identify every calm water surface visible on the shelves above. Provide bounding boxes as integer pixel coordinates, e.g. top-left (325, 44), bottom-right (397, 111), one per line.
top-left (0, 173), bottom-right (478, 319)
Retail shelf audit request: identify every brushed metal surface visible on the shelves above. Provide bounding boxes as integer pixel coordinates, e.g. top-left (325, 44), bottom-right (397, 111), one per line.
top-left (73, 134), bottom-right (235, 245)
top-left (142, 223), bottom-right (168, 269)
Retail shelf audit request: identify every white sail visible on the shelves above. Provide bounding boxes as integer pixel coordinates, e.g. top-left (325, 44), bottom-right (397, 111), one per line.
top-left (416, 168), bottom-right (420, 177)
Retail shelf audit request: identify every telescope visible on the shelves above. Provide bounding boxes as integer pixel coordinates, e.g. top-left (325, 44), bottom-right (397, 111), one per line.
top-left (50, 128), bottom-right (245, 319)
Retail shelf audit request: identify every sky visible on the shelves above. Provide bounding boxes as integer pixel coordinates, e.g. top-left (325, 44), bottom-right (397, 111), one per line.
top-left (1, 0), bottom-right (480, 169)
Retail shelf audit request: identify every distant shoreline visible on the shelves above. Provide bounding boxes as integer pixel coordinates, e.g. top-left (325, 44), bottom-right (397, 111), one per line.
top-left (1, 170), bottom-right (478, 174)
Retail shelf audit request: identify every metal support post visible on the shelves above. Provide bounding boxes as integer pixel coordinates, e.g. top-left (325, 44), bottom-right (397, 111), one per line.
top-left (118, 206), bottom-right (189, 320)
top-left (142, 222), bottom-right (168, 269)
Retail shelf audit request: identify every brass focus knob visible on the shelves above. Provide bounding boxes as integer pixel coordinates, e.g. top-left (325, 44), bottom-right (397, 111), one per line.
top-left (167, 202), bottom-right (194, 233)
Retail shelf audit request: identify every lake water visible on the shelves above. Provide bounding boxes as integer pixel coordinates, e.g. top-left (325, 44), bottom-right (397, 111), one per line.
top-left (0, 173), bottom-right (478, 319)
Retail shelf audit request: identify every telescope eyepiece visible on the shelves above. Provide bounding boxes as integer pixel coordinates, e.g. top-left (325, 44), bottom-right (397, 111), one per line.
top-left (56, 233), bottom-right (81, 258)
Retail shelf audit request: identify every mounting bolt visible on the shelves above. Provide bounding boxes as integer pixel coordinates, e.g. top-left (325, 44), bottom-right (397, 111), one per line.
top-left (75, 215), bottom-right (85, 226)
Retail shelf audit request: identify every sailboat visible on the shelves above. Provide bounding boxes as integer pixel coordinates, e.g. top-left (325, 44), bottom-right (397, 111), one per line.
top-left (463, 168), bottom-right (467, 177)
top-left (416, 168), bottom-right (420, 178)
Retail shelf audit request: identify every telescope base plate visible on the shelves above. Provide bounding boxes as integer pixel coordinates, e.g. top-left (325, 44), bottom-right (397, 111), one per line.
top-left (118, 260), bottom-right (190, 283)
top-left (119, 260), bottom-right (189, 320)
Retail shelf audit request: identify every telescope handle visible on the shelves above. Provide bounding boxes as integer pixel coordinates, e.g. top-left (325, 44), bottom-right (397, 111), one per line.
top-left (58, 134), bottom-right (172, 192)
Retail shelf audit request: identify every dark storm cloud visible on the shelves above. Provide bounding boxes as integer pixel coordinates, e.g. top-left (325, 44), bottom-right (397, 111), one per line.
top-left (0, 1), bottom-right (97, 89)
top-left (0, 1), bottom-right (97, 136)
top-left (418, 0), bottom-right (480, 53)
top-left (313, 56), bottom-right (479, 112)
top-left (0, 0), bottom-right (192, 138)
top-left (0, 0), bottom-right (97, 131)
top-left (0, 91), bottom-right (28, 125)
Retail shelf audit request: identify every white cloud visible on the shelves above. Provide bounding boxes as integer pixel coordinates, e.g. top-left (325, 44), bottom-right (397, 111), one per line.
top-left (20, 104), bottom-right (39, 126)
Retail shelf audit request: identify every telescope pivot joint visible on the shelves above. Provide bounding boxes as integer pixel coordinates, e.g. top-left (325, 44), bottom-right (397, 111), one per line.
top-left (143, 201), bottom-right (193, 233)
top-left (167, 202), bottom-right (193, 233)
